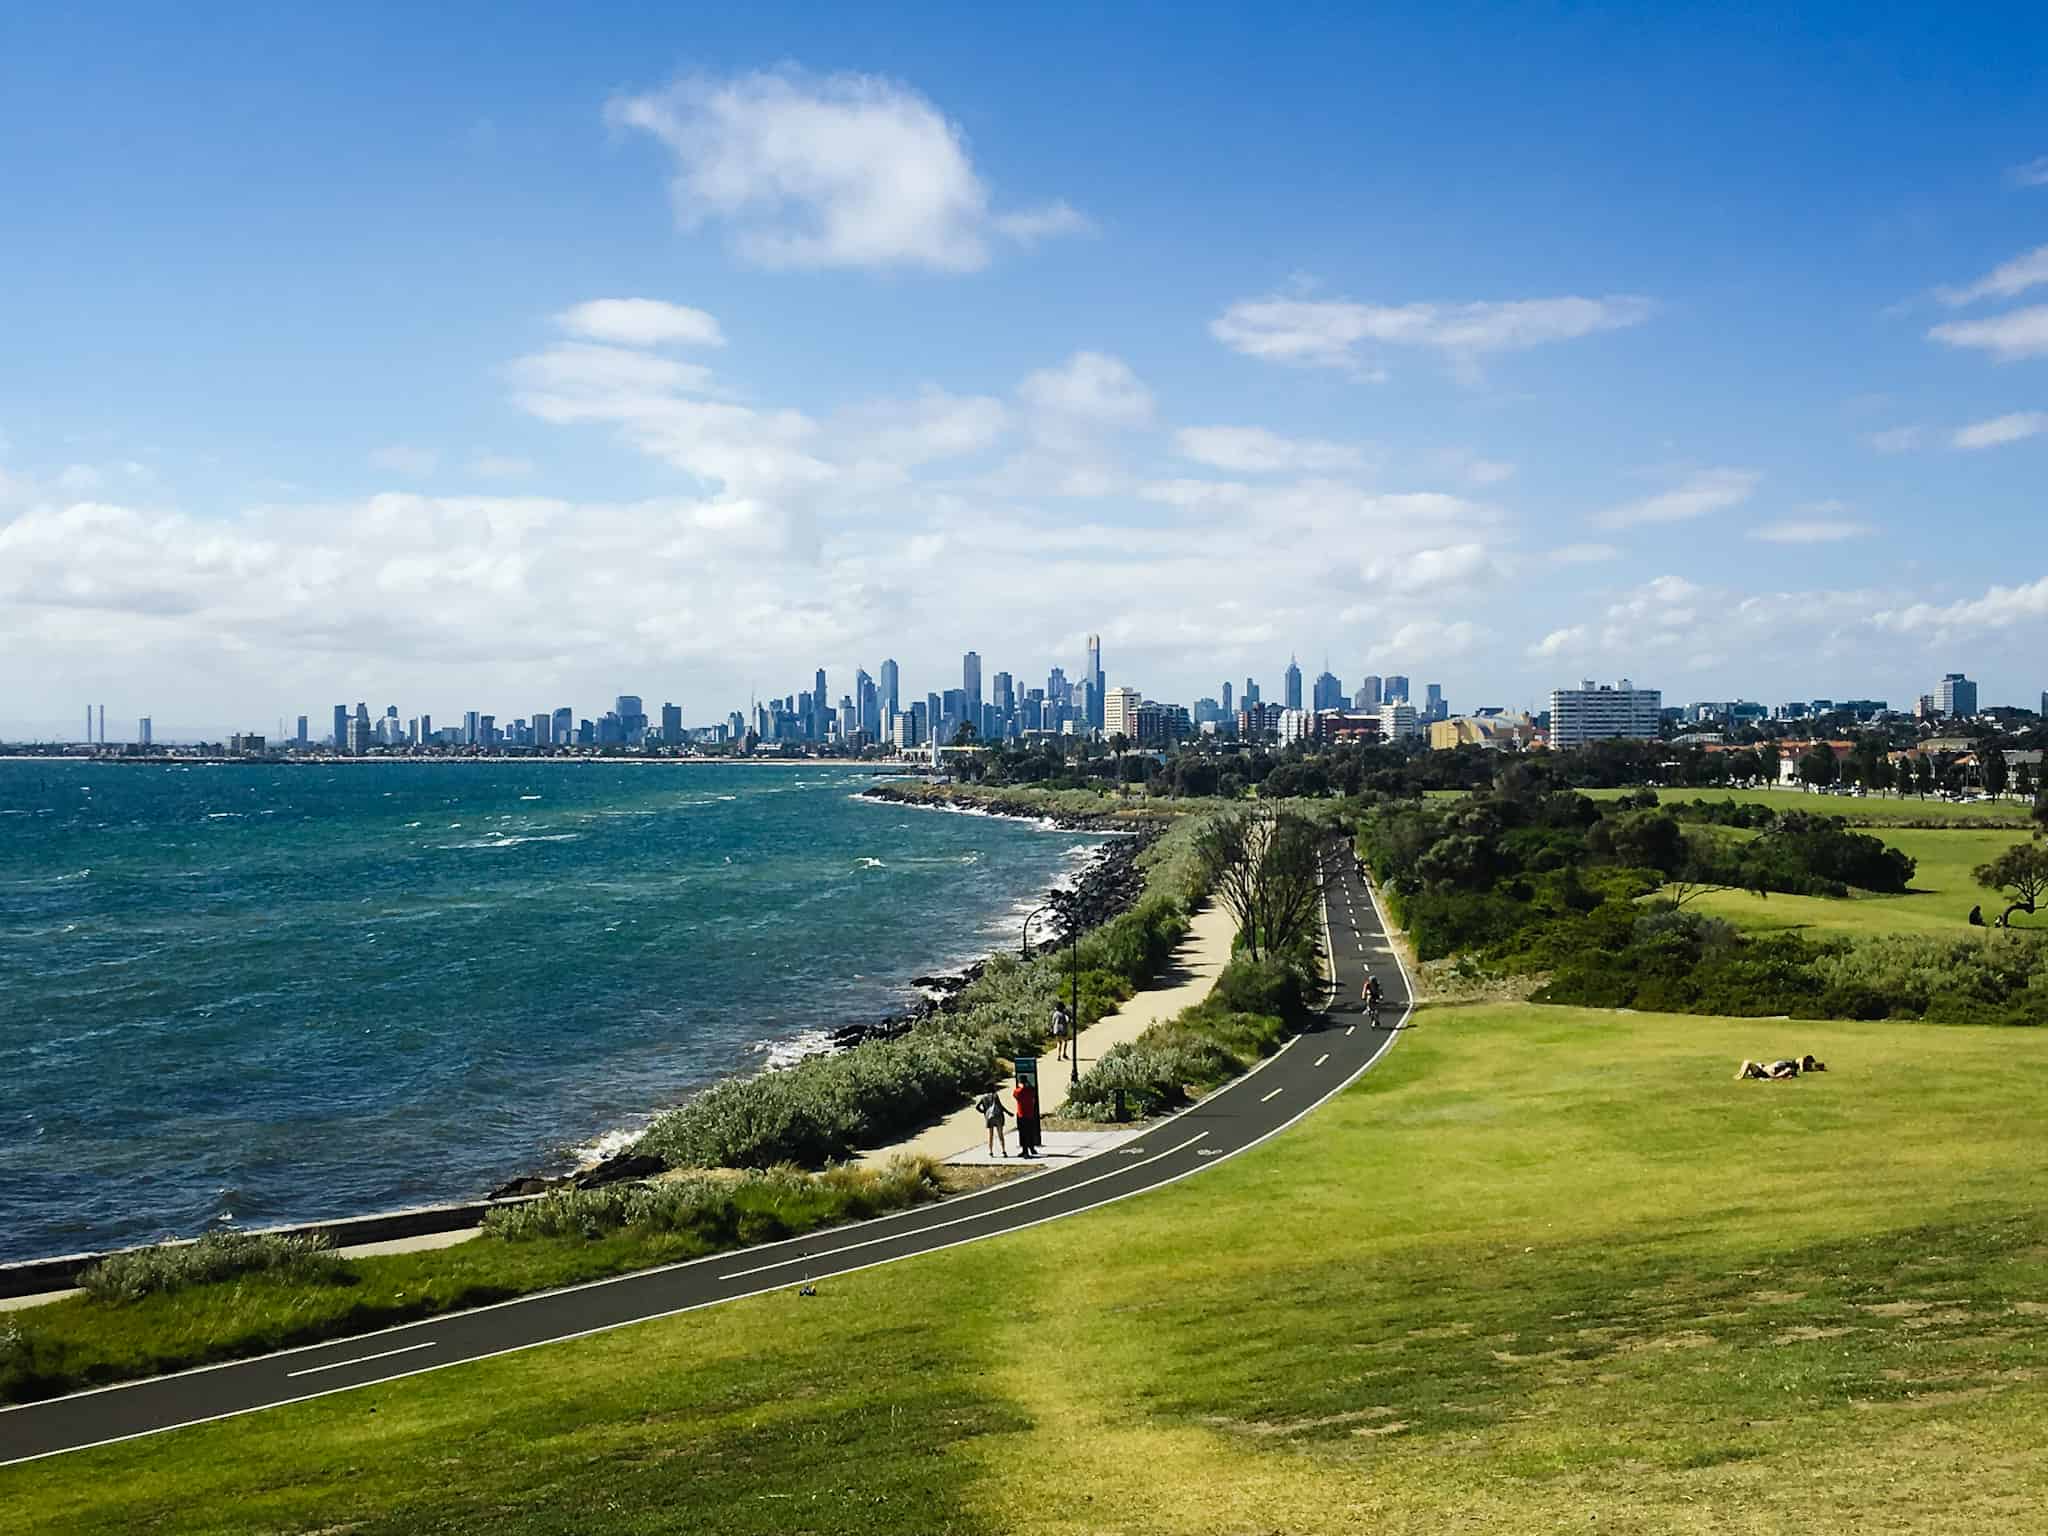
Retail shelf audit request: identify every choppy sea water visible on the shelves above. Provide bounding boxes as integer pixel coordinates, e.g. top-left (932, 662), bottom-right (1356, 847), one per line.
top-left (0, 761), bottom-right (1101, 1262)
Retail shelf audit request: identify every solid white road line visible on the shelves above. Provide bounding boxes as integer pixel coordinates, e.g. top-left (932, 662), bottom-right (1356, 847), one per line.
top-left (1260, 1087), bottom-right (1284, 1103)
top-left (1313, 1053), bottom-right (1330, 1068)
top-left (1345, 1025), bottom-right (1356, 1037)
top-left (716, 1131), bottom-right (1211, 1281)
top-left (285, 1342), bottom-right (435, 1379)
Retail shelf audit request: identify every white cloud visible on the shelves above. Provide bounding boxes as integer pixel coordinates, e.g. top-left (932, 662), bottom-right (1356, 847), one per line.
top-left (1873, 575), bottom-right (2048, 634)
top-left (2013, 157), bottom-right (2048, 188)
top-left (1928, 305), bottom-right (2048, 361)
top-left (1018, 352), bottom-right (1155, 450)
top-left (1210, 293), bottom-right (1651, 371)
top-left (1464, 458), bottom-right (1515, 485)
top-left (1867, 425), bottom-right (1923, 454)
top-left (1951, 411), bottom-right (2048, 450)
top-left (608, 68), bottom-right (1084, 272)
top-left (1173, 425), bottom-right (1363, 473)
top-left (1936, 244), bottom-right (2048, 307)
top-left (1529, 625), bottom-right (1587, 658)
top-left (1748, 519), bottom-right (1871, 544)
top-left (556, 299), bottom-right (725, 348)
top-left (1361, 542), bottom-right (1494, 594)
top-left (1368, 618), bottom-right (1484, 663)
top-left (991, 201), bottom-right (1093, 243)
top-left (471, 454), bottom-right (534, 479)
top-left (1594, 468), bottom-right (1758, 529)
top-left (831, 390), bottom-right (1009, 470)
top-left (369, 445), bottom-right (438, 477)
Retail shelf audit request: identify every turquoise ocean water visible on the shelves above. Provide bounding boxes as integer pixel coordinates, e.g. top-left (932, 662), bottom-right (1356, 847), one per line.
top-left (0, 761), bottom-right (1097, 1263)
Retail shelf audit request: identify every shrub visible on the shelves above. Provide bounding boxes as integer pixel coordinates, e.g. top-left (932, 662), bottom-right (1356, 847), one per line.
top-left (78, 1231), bottom-right (351, 1304)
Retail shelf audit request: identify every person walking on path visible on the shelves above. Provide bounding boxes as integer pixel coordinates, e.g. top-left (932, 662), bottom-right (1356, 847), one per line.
top-left (1050, 1001), bottom-right (1071, 1061)
top-left (976, 1087), bottom-right (1011, 1157)
top-left (1013, 1078), bottom-right (1040, 1157)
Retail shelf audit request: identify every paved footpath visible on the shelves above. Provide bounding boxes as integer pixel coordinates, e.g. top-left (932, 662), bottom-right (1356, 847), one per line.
top-left (0, 840), bottom-right (1412, 1468)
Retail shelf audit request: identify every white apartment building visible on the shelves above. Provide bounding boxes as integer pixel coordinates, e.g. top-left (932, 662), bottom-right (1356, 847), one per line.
top-left (1278, 707), bottom-right (1313, 746)
top-left (1103, 685), bottom-right (1143, 742)
top-left (1378, 702), bottom-right (1420, 742)
top-left (1548, 678), bottom-right (1662, 749)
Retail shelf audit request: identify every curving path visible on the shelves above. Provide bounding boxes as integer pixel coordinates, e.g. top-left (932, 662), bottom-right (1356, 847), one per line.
top-left (0, 840), bottom-right (1412, 1467)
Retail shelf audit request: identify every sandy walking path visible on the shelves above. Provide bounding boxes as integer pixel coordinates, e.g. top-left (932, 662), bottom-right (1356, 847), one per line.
top-left (855, 898), bottom-right (1240, 1167)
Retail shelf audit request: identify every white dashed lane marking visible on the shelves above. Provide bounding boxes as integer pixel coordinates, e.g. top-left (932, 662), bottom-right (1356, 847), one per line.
top-left (287, 1342), bottom-right (435, 1380)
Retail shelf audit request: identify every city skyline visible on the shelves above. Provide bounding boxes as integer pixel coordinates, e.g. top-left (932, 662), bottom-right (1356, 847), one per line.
top-left (5, 11), bottom-right (2048, 732)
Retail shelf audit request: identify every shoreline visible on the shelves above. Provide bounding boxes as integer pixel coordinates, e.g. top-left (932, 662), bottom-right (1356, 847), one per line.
top-left (496, 793), bottom-right (1151, 1198)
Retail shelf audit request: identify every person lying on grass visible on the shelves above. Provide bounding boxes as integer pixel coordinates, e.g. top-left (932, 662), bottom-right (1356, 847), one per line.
top-left (1736, 1053), bottom-right (1826, 1081)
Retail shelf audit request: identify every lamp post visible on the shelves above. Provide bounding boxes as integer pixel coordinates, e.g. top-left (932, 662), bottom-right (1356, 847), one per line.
top-left (1020, 902), bottom-right (1053, 960)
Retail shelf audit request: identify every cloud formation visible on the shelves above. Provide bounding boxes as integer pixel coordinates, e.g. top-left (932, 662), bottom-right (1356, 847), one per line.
top-left (1748, 519), bottom-right (1871, 544)
top-left (1173, 425), bottom-right (1364, 473)
top-left (557, 299), bottom-right (725, 348)
top-left (1594, 468), bottom-right (1758, 529)
top-left (1952, 411), bottom-right (2047, 450)
top-left (1210, 293), bottom-right (1651, 371)
top-left (608, 69), bottom-right (1084, 272)
top-left (1928, 305), bottom-right (2048, 361)
top-left (1936, 243), bottom-right (2048, 307)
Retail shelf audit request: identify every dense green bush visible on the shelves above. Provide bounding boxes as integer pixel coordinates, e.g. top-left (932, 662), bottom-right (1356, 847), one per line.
top-left (482, 1158), bottom-right (941, 1245)
top-left (1061, 955), bottom-right (1305, 1121)
top-left (1806, 931), bottom-right (2048, 1027)
top-left (78, 1231), bottom-right (351, 1304)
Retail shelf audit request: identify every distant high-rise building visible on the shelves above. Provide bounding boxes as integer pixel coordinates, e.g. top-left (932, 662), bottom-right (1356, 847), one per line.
top-left (1047, 667), bottom-right (1069, 711)
top-left (878, 659), bottom-right (899, 725)
top-left (856, 670), bottom-right (879, 739)
top-left (660, 701), bottom-right (682, 743)
top-left (139, 716), bottom-right (152, 747)
top-left (1378, 702), bottom-right (1421, 742)
top-left (615, 695), bottom-right (648, 745)
top-left (532, 712), bottom-right (552, 746)
top-left (551, 707), bottom-right (572, 745)
top-left (294, 714), bottom-right (308, 746)
top-left (1424, 683), bottom-right (1445, 722)
top-left (993, 670), bottom-right (1013, 713)
top-left (463, 710), bottom-right (480, 746)
top-left (1086, 635), bottom-right (1104, 729)
top-left (332, 704), bottom-right (349, 751)
top-left (1383, 675), bottom-right (1410, 704)
top-left (1284, 658), bottom-right (1303, 711)
top-left (1104, 686), bottom-right (1142, 742)
top-left (1222, 681), bottom-right (1234, 719)
top-left (1355, 674), bottom-right (1383, 710)
top-left (1936, 673), bottom-right (1978, 718)
top-left (962, 651), bottom-right (982, 722)
top-left (1548, 679), bottom-right (1662, 749)
top-left (1312, 670), bottom-right (1343, 712)
top-left (419, 713), bottom-right (431, 742)
top-left (1243, 678), bottom-right (1261, 708)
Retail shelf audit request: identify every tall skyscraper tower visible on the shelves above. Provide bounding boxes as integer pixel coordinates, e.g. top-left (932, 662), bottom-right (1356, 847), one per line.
top-left (1384, 675), bottom-right (1411, 704)
top-left (1222, 681), bottom-right (1233, 718)
top-left (880, 659), bottom-right (900, 723)
top-left (1085, 635), bottom-right (1104, 728)
top-left (1284, 657), bottom-right (1303, 711)
top-left (962, 652), bottom-right (982, 720)
top-left (333, 704), bottom-right (349, 751)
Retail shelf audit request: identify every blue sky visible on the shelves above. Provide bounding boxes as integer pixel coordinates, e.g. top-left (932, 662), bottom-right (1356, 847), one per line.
top-left (3, 2), bottom-right (2046, 738)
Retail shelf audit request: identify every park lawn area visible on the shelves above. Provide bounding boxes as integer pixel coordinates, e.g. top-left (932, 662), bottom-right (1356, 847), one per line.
top-left (1588, 784), bottom-right (2037, 829)
top-left (8, 1003), bottom-right (2047, 1534)
top-left (1681, 825), bottom-right (2043, 939)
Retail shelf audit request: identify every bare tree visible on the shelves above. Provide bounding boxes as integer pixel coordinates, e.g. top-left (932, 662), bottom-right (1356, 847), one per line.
top-left (1195, 811), bottom-right (1265, 954)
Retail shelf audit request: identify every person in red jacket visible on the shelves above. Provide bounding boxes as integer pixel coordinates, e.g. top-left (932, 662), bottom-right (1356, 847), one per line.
top-left (1013, 1079), bottom-right (1040, 1157)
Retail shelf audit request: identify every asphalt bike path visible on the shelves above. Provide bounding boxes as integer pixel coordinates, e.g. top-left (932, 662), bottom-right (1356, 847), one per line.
top-left (0, 839), bottom-right (1413, 1467)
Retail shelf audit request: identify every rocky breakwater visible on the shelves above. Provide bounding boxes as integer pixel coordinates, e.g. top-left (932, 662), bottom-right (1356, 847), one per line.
top-left (824, 807), bottom-right (1158, 1052)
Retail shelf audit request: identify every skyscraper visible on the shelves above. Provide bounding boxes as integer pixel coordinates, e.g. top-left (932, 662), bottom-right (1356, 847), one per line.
top-left (1086, 635), bottom-right (1104, 729)
top-left (855, 669), bottom-right (878, 738)
top-left (1424, 683), bottom-right (1445, 722)
top-left (1312, 670), bottom-right (1343, 712)
top-left (813, 668), bottom-right (829, 741)
top-left (333, 704), bottom-right (349, 752)
top-left (1937, 673), bottom-right (1978, 718)
top-left (1356, 675), bottom-right (1383, 710)
top-left (879, 659), bottom-right (899, 723)
top-left (1384, 675), bottom-right (1410, 704)
top-left (139, 716), bottom-right (152, 747)
top-left (615, 695), bottom-right (648, 745)
top-left (1243, 678), bottom-right (1260, 707)
top-left (552, 707), bottom-right (572, 745)
top-left (1284, 658), bottom-right (1303, 711)
top-left (962, 651), bottom-right (982, 721)
top-left (660, 701), bottom-right (682, 743)
top-left (1222, 681), bottom-right (1234, 720)
top-left (463, 709), bottom-right (480, 746)
top-left (532, 712), bottom-right (552, 746)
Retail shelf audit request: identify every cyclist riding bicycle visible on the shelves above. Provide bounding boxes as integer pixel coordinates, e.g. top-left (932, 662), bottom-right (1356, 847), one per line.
top-left (1362, 970), bottom-right (1383, 1026)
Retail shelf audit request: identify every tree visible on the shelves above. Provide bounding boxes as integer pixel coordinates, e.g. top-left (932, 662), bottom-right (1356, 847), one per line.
top-left (1194, 809), bottom-right (1329, 960)
top-left (2034, 790), bottom-right (2048, 838)
top-left (1797, 745), bottom-right (1838, 790)
top-left (1983, 747), bottom-right (2009, 799)
top-left (1195, 812), bottom-right (1264, 954)
top-left (1754, 741), bottom-right (1781, 787)
top-left (950, 719), bottom-right (978, 747)
top-left (2017, 760), bottom-right (2036, 801)
top-left (1974, 843), bottom-right (2048, 927)
top-left (1916, 757), bottom-right (1935, 799)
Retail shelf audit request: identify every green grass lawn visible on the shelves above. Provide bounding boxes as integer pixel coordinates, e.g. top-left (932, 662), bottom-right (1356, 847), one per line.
top-left (11, 1004), bottom-right (2047, 1534)
top-left (1684, 825), bottom-right (2044, 938)
top-left (1589, 784), bottom-right (2038, 828)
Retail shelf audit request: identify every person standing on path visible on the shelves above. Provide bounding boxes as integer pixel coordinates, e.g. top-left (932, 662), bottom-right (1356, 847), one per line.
top-left (1051, 1000), bottom-right (1071, 1061)
top-left (976, 1088), bottom-right (1011, 1157)
top-left (1013, 1078), bottom-right (1040, 1157)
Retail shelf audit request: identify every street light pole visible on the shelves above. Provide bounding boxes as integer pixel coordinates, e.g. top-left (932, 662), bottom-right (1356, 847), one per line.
top-left (1021, 902), bottom-right (1053, 960)
top-left (1069, 918), bottom-right (1080, 1088)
